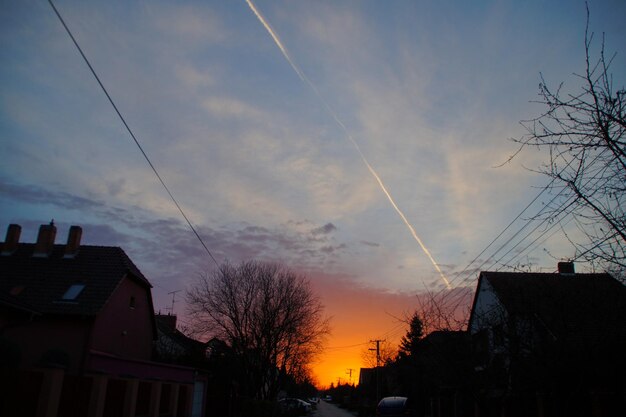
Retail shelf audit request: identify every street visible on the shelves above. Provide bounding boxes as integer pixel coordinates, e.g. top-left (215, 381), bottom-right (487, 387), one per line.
top-left (312, 400), bottom-right (358, 417)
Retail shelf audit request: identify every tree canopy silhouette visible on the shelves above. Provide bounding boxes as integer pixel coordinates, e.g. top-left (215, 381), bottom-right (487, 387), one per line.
top-left (186, 260), bottom-right (330, 400)
top-left (398, 311), bottom-right (424, 358)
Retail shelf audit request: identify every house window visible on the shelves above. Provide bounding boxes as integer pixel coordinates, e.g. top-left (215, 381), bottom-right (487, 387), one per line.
top-left (130, 296), bottom-right (136, 309)
top-left (62, 284), bottom-right (85, 300)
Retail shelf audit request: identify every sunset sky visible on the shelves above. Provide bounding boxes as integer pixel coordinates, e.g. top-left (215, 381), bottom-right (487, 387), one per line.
top-left (1, 0), bottom-right (625, 387)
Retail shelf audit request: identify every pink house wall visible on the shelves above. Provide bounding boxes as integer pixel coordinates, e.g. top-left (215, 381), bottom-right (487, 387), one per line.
top-left (89, 276), bottom-right (155, 360)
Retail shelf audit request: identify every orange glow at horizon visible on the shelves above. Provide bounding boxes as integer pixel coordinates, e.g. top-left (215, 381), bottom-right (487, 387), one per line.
top-left (308, 274), bottom-right (422, 388)
top-left (313, 340), bottom-right (369, 389)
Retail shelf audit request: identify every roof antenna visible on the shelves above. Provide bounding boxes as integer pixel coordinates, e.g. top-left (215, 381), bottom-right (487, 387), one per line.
top-left (166, 290), bottom-right (181, 315)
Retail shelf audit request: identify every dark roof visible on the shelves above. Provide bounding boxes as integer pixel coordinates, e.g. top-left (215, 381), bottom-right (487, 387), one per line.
top-left (423, 330), bottom-right (469, 345)
top-left (0, 290), bottom-right (40, 315)
top-left (155, 315), bottom-right (206, 351)
top-left (0, 243), bottom-right (152, 316)
top-left (474, 271), bottom-right (626, 344)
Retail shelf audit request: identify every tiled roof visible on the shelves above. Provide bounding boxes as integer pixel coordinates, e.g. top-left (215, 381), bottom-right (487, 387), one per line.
top-left (0, 243), bottom-right (152, 316)
top-left (155, 315), bottom-right (206, 351)
top-left (0, 290), bottom-right (40, 315)
top-left (479, 271), bottom-right (626, 344)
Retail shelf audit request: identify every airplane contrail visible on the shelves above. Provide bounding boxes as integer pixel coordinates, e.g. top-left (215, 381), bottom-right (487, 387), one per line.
top-left (245, 0), bottom-right (305, 82)
top-left (244, 0), bottom-right (451, 289)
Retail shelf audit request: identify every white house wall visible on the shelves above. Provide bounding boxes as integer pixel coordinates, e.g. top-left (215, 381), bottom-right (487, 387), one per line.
top-left (469, 278), bottom-right (506, 334)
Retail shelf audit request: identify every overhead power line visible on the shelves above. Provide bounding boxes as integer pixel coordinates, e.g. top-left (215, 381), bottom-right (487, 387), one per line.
top-left (445, 146), bottom-right (609, 295)
top-left (325, 341), bottom-right (370, 351)
top-left (438, 148), bottom-right (614, 316)
top-left (442, 180), bottom-right (553, 291)
top-left (47, 0), bottom-right (219, 268)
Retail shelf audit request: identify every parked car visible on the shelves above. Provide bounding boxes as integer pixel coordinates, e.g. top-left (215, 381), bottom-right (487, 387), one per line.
top-left (306, 397), bottom-right (319, 409)
top-left (376, 396), bottom-right (413, 417)
top-left (278, 398), bottom-right (312, 415)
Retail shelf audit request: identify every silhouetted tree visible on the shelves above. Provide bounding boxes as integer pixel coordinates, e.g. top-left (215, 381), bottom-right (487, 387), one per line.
top-left (186, 260), bottom-right (330, 400)
top-left (510, 7), bottom-right (625, 278)
top-left (398, 311), bottom-right (424, 358)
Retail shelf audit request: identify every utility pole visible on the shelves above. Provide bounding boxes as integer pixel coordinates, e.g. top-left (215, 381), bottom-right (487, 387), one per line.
top-left (346, 368), bottom-right (354, 384)
top-left (370, 339), bottom-right (384, 402)
top-left (369, 339), bottom-right (384, 367)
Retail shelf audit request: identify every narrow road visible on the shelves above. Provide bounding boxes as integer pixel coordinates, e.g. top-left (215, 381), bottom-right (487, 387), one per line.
top-left (313, 400), bottom-right (358, 417)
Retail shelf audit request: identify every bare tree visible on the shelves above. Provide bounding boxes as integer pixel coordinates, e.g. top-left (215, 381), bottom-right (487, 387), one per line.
top-left (511, 8), bottom-right (625, 277)
top-left (186, 260), bottom-right (330, 400)
top-left (416, 289), bottom-right (471, 334)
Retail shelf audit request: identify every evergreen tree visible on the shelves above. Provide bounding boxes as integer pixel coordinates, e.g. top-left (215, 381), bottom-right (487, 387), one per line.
top-left (398, 311), bottom-right (424, 357)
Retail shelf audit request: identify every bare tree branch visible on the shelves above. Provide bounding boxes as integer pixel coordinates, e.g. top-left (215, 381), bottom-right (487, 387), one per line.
top-left (510, 12), bottom-right (625, 277)
top-left (186, 260), bottom-right (330, 400)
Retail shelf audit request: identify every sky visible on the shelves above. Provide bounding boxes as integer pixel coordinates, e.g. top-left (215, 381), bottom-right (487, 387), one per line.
top-left (1, 0), bottom-right (625, 388)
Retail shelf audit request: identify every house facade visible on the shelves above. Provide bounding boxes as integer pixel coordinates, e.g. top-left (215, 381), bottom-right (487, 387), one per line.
top-left (468, 263), bottom-right (626, 417)
top-left (0, 223), bottom-right (206, 417)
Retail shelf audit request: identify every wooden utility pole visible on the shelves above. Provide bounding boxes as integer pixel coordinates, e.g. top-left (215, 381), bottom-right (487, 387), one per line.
top-left (370, 339), bottom-right (384, 401)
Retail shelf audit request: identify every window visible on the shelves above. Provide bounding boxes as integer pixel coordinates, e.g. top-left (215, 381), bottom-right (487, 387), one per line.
top-left (130, 296), bottom-right (136, 309)
top-left (62, 284), bottom-right (85, 300)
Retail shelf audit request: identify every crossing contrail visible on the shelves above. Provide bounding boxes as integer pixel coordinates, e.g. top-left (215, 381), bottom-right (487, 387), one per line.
top-left (244, 0), bottom-right (451, 289)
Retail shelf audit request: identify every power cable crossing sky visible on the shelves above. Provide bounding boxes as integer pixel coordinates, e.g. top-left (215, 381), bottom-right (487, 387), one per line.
top-left (47, 0), bottom-right (220, 270)
top-left (4, 0), bottom-right (625, 388)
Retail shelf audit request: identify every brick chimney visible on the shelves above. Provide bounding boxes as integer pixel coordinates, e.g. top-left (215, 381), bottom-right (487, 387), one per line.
top-left (64, 225), bottom-right (82, 258)
top-left (1, 224), bottom-right (21, 255)
top-left (558, 261), bottom-right (575, 274)
top-left (156, 314), bottom-right (177, 332)
top-left (33, 222), bottom-right (57, 257)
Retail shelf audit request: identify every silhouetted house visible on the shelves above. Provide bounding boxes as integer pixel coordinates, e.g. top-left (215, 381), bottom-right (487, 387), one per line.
top-left (415, 330), bottom-right (472, 417)
top-left (359, 367), bottom-right (376, 388)
top-left (379, 330), bottom-right (473, 417)
top-left (358, 364), bottom-right (406, 412)
top-left (155, 314), bottom-right (207, 365)
top-left (205, 337), bottom-right (229, 359)
top-left (468, 263), bottom-right (626, 417)
top-left (0, 223), bottom-right (206, 417)
top-left (357, 366), bottom-right (384, 408)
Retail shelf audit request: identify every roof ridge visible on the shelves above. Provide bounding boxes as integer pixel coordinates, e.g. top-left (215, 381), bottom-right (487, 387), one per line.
top-left (0, 243), bottom-right (152, 315)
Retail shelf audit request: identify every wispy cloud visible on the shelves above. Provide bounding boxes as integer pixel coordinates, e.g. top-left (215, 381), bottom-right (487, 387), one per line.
top-left (245, 0), bottom-right (451, 288)
top-left (175, 65), bottom-right (215, 88)
top-left (4, 0), bottom-right (626, 386)
top-left (361, 240), bottom-right (380, 247)
top-left (312, 222), bottom-right (337, 235)
top-left (202, 96), bottom-right (266, 120)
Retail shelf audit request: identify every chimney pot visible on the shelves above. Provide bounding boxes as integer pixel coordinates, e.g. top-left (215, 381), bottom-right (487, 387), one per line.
top-left (2, 224), bottom-right (21, 255)
top-left (64, 226), bottom-right (82, 258)
top-left (34, 223), bottom-right (57, 257)
top-left (157, 314), bottom-right (177, 332)
top-left (558, 261), bottom-right (575, 274)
